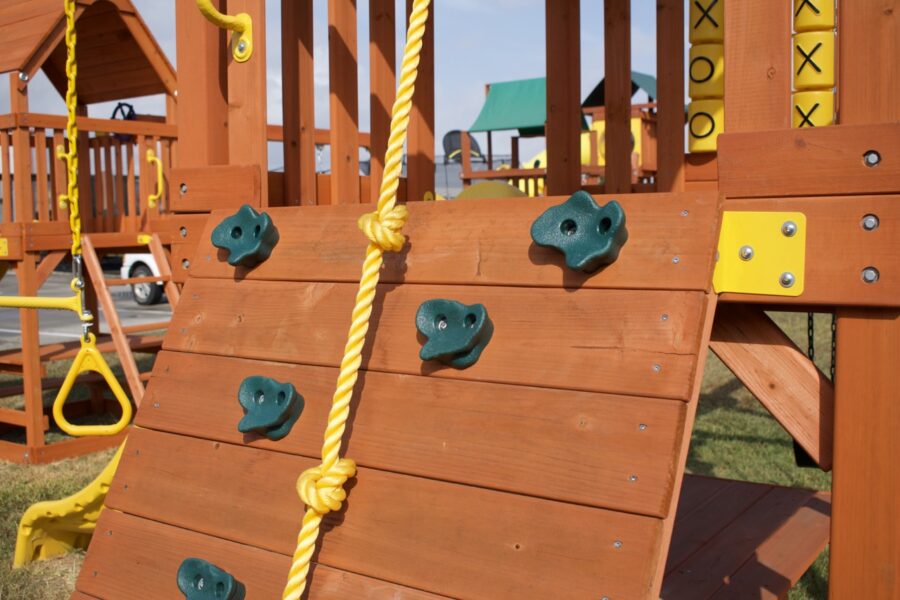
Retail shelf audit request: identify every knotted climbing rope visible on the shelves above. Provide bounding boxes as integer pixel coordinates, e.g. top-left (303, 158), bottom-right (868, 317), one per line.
top-left (281, 0), bottom-right (431, 597)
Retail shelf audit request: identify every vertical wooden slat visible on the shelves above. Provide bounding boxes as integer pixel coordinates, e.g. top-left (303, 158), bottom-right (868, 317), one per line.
top-left (1, 131), bottom-right (12, 222)
top-left (18, 252), bottom-right (44, 448)
top-left (113, 140), bottom-right (126, 231)
top-left (136, 134), bottom-right (148, 228)
top-left (174, 0), bottom-right (228, 168)
top-left (545, 0), bottom-right (581, 195)
top-left (89, 139), bottom-right (103, 231)
top-left (460, 132), bottom-right (472, 188)
top-left (160, 139), bottom-right (171, 215)
top-left (328, 0), bottom-right (360, 205)
top-left (103, 138), bottom-right (116, 231)
top-left (723, 0), bottom-right (791, 132)
top-left (656, 0), bottom-right (685, 192)
top-left (34, 130), bottom-right (49, 221)
top-left (282, 0), bottom-right (317, 206)
top-left (50, 130), bottom-right (66, 221)
top-left (604, 0), bottom-right (631, 193)
top-left (75, 105), bottom-right (92, 234)
top-left (125, 141), bottom-right (135, 231)
top-left (369, 0), bottom-right (395, 203)
top-left (11, 127), bottom-right (33, 223)
top-left (839, 2), bottom-right (899, 124)
top-left (405, 0), bottom-right (435, 203)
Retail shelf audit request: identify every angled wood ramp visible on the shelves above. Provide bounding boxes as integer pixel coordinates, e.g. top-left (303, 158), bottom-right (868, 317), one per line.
top-left (76, 192), bottom-right (829, 599)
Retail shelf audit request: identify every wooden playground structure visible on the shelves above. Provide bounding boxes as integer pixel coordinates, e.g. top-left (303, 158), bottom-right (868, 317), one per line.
top-left (3, 0), bottom-right (900, 598)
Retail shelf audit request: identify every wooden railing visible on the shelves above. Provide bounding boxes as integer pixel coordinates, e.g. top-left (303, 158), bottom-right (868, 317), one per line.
top-left (0, 113), bottom-right (176, 233)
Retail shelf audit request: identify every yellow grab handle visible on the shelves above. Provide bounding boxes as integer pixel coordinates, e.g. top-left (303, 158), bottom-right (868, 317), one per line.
top-left (52, 334), bottom-right (133, 437)
top-left (0, 278), bottom-right (89, 320)
top-left (146, 149), bottom-right (163, 209)
top-left (195, 0), bottom-right (253, 62)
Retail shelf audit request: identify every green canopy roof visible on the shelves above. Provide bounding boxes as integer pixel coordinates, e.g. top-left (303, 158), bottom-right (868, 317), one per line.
top-left (581, 71), bottom-right (657, 108)
top-left (469, 77), bottom-right (547, 136)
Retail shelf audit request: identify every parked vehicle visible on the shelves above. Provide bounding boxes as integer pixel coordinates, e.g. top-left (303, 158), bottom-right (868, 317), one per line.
top-left (120, 254), bottom-right (163, 305)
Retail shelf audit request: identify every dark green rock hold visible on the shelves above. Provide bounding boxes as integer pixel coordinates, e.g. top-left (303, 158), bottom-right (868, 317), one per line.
top-left (416, 299), bottom-right (493, 369)
top-left (237, 376), bottom-right (304, 441)
top-left (211, 204), bottom-right (279, 268)
top-left (530, 190), bottom-right (628, 273)
top-left (176, 558), bottom-right (245, 600)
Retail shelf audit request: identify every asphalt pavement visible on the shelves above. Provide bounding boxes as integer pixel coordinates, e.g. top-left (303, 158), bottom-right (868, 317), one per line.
top-left (0, 270), bottom-right (172, 351)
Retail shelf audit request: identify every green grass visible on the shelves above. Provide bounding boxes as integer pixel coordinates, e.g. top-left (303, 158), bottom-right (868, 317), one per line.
top-left (0, 317), bottom-right (834, 599)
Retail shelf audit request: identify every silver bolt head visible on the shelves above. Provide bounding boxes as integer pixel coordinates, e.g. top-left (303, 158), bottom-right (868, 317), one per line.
top-left (182, 259), bottom-right (190, 269)
top-left (179, 183), bottom-right (188, 195)
top-left (862, 267), bottom-right (880, 284)
top-left (781, 221), bottom-right (798, 237)
top-left (864, 150), bottom-right (881, 167)
top-left (861, 214), bottom-right (880, 231)
top-left (681, 209), bottom-right (689, 217)
top-left (179, 226), bottom-right (188, 238)
top-left (237, 40), bottom-right (247, 52)
top-left (739, 245), bottom-right (754, 261)
top-left (613, 540), bottom-right (623, 549)
top-left (672, 256), bottom-right (680, 264)
top-left (18, 71), bottom-right (28, 82)
top-left (779, 272), bottom-right (796, 288)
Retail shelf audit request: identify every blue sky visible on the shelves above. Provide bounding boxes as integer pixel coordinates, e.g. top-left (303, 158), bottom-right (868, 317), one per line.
top-left (2, 0), bottom-right (661, 165)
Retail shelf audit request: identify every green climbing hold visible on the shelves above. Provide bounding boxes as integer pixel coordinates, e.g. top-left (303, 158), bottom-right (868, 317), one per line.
top-left (530, 190), bottom-right (628, 273)
top-left (415, 299), bottom-right (493, 369)
top-left (237, 376), bottom-right (304, 441)
top-left (176, 558), bottom-right (245, 600)
top-left (211, 204), bottom-right (279, 268)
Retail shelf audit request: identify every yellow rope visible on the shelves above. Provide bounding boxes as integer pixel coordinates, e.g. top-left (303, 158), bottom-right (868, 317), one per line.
top-left (57, 0), bottom-right (82, 258)
top-left (282, 0), bottom-right (431, 597)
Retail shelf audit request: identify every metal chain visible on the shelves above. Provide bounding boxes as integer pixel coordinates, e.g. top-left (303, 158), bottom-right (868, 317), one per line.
top-left (58, 0), bottom-right (83, 260)
top-left (806, 312), bottom-right (815, 361)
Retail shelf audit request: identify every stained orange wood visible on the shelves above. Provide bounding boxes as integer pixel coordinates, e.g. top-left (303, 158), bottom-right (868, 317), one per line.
top-left (720, 195), bottom-right (900, 308)
top-left (190, 193), bottom-right (720, 291)
top-left (106, 427), bottom-right (665, 600)
top-left (1, 130), bottom-right (12, 222)
top-left (655, 0), bottom-right (685, 192)
top-left (165, 279), bottom-right (704, 400)
top-left (710, 304), bottom-right (834, 469)
top-left (169, 165), bottom-right (261, 212)
top-left (405, 0), bottom-right (434, 203)
top-left (830, 308), bottom-right (900, 600)
top-left (718, 124), bottom-right (900, 199)
top-left (50, 129), bottom-right (65, 221)
top-left (33, 129), bottom-right (49, 221)
top-left (281, 0), bottom-right (316, 206)
top-left (604, 0), bottom-right (632, 193)
top-left (78, 510), bottom-right (448, 599)
top-left (140, 350), bottom-right (684, 516)
top-left (544, 0), bottom-right (580, 195)
top-left (369, 0), bottom-right (395, 203)
top-left (24, 429), bottom-right (127, 464)
top-left (328, 0), bottom-right (360, 204)
top-left (11, 126), bottom-right (32, 223)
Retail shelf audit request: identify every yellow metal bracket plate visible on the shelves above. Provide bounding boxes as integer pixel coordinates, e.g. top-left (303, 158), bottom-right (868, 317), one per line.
top-left (713, 211), bottom-right (806, 296)
top-left (0, 237), bottom-right (8, 257)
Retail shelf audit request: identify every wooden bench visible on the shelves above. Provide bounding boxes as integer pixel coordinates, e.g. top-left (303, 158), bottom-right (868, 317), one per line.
top-left (76, 193), bottom-right (830, 599)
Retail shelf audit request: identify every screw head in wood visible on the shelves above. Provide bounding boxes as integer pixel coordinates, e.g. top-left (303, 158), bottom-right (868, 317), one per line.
top-left (861, 214), bottom-right (880, 231)
top-left (863, 150), bottom-right (881, 167)
top-left (862, 267), bottom-right (880, 284)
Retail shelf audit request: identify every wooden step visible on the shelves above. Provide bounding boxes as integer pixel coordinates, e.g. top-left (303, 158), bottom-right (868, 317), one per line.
top-left (0, 335), bottom-right (164, 368)
top-left (121, 321), bottom-right (170, 335)
top-left (105, 275), bottom-right (171, 286)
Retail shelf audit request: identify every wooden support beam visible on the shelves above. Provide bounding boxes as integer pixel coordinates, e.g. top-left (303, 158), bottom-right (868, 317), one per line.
top-left (17, 253), bottom-right (44, 448)
top-left (369, 0), bottom-right (395, 203)
top-left (282, 0), bottom-right (317, 206)
top-left (147, 234), bottom-right (181, 308)
top-left (545, 0), bottom-right (581, 195)
top-left (656, 0), bottom-right (685, 192)
top-left (328, 0), bottom-right (361, 204)
top-left (405, 0), bottom-right (435, 202)
top-left (710, 304), bottom-right (834, 470)
top-left (603, 0), bottom-right (632, 193)
top-left (36, 251), bottom-right (66, 289)
top-left (174, 0), bottom-right (228, 167)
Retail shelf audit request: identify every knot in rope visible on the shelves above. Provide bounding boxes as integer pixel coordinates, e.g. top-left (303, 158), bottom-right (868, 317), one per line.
top-left (358, 205), bottom-right (409, 252)
top-left (296, 458), bottom-right (357, 515)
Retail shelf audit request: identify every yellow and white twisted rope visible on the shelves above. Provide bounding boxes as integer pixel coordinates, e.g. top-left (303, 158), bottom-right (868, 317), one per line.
top-left (57, 0), bottom-right (82, 257)
top-left (282, 0), bottom-right (431, 597)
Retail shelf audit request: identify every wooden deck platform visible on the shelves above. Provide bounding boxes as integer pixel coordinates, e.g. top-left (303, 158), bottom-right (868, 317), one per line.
top-left (0, 335), bottom-right (163, 371)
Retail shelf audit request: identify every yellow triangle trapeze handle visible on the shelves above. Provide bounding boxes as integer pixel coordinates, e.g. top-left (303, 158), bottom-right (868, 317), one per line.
top-left (52, 334), bottom-right (133, 437)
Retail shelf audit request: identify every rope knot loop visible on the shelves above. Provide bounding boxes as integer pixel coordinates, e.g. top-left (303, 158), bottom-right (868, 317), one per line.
top-left (358, 205), bottom-right (409, 252)
top-left (296, 458), bottom-right (357, 515)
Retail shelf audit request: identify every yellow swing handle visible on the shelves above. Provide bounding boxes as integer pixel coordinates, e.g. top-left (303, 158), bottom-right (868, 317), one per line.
top-left (146, 148), bottom-right (163, 208)
top-left (195, 0), bottom-right (253, 62)
top-left (52, 333), bottom-right (133, 437)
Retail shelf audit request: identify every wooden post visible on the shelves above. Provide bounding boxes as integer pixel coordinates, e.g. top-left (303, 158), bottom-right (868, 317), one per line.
top-left (655, 0), bottom-right (685, 192)
top-left (9, 74), bottom-right (31, 222)
top-left (545, 0), bottom-right (581, 195)
top-left (603, 0), bottom-right (631, 194)
top-left (511, 136), bottom-right (520, 169)
top-left (18, 253), bottom-right (44, 450)
top-left (174, 0), bottom-right (228, 168)
top-left (369, 0), bottom-right (395, 203)
top-left (460, 132), bottom-right (472, 188)
top-left (405, 0), bottom-right (435, 203)
top-left (829, 4), bottom-right (900, 598)
top-left (282, 0), bottom-right (317, 206)
top-left (328, 0), bottom-right (360, 204)
top-left (486, 131), bottom-right (493, 170)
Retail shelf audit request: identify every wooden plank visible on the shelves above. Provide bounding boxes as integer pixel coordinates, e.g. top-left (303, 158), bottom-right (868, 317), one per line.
top-left (281, 0), bottom-right (316, 206)
top-left (106, 427), bottom-right (665, 600)
top-left (604, 0), bottom-right (632, 193)
top-left (718, 124), bottom-right (900, 198)
top-left (190, 193), bottom-right (720, 292)
top-left (169, 165), bottom-right (261, 212)
top-left (70, 592), bottom-right (99, 600)
top-left (113, 140), bottom-right (125, 230)
top-left (11, 126), bottom-right (32, 222)
top-left (710, 304), bottom-right (834, 469)
top-left (830, 308), bottom-right (900, 599)
top-left (0, 406), bottom-right (48, 429)
top-left (720, 195), bottom-right (900, 307)
top-left (78, 509), bottom-right (450, 599)
top-left (91, 139), bottom-right (105, 230)
top-left (16, 114), bottom-right (178, 140)
top-left (35, 250), bottom-right (65, 288)
top-left (165, 279), bottom-right (705, 400)
top-left (656, 0), bottom-right (685, 192)
top-left (33, 129), bottom-right (49, 221)
top-left (173, 0), bottom-right (228, 167)
top-left (328, 0), bottom-right (360, 204)
top-left (124, 141), bottom-right (135, 231)
top-left (147, 233), bottom-right (180, 307)
top-left (369, 0), bottom-right (395, 203)
top-left (26, 430), bottom-right (127, 464)
top-left (140, 350), bottom-right (685, 516)
top-left (405, 0), bottom-right (434, 203)
top-left (102, 138), bottom-right (115, 231)
top-left (17, 252), bottom-right (43, 447)
top-left (1, 130), bottom-right (12, 222)
top-left (51, 129), bottom-right (66, 222)
top-left (544, 0), bottom-right (581, 195)
top-left (723, 0), bottom-right (792, 132)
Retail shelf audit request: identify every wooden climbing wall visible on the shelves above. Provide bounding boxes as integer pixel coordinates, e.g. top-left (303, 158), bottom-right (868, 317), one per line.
top-left (76, 192), bottom-right (722, 599)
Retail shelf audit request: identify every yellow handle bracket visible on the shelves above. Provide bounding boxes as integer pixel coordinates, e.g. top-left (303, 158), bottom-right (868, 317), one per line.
top-left (52, 333), bottom-right (133, 437)
top-left (195, 0), bottom-right (253, 62)
top-left (146, 149), bottom-right (163, 208)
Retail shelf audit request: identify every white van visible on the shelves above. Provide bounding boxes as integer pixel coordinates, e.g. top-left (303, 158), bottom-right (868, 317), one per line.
top-left (120, 254), bottom-right (164, 305)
